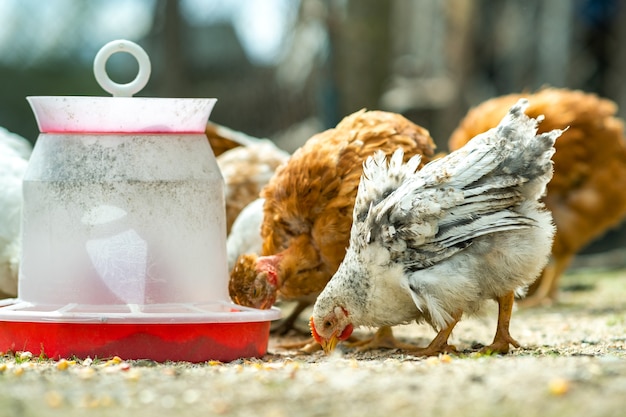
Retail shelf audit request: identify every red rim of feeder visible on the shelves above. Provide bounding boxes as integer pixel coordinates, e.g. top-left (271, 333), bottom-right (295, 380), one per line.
top-left (0, 299), bottom-right (281, 362)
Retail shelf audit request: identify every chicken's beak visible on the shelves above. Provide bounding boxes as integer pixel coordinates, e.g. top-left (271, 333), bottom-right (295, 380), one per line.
top-left (258, 297), bottom-right (275, 310)
top-left (321, 333), bottom-right (340, 355)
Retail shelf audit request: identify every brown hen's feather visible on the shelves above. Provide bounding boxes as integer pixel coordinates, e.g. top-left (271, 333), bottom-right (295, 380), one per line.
top-left (449, 88), bottom-right (626, 305)
top-left (230, 109), bottom-right (436, 308)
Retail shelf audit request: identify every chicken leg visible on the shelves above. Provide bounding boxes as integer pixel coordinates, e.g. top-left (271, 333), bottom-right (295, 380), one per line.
top-left (408, 312), bottom-right (461, 357)
top-left (481, 291), bottom-right (520, 354)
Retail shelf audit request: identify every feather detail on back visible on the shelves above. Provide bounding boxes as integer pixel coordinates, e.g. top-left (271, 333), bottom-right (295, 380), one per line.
top-left (354, 149), bottom-right (423, 223)
top-left (351, 99), bottom-right (562, 271)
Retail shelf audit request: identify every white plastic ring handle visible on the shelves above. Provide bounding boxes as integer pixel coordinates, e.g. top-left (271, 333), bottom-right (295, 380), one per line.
top-left (93, 40), bottom-right (151, 97)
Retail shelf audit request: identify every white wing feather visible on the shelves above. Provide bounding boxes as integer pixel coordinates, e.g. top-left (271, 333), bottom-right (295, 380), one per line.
top-left (351, 99), bottom-right (561, 270)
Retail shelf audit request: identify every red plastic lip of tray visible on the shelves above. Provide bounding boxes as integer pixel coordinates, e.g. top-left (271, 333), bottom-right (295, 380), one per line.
top-left (0, 321), bottom-right (271, 363)
top-left (38, 129), bottom-right (205, 134)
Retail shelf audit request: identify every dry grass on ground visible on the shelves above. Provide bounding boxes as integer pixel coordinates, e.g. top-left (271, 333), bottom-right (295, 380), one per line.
top-left (0, 268), bottom-right (623, 417)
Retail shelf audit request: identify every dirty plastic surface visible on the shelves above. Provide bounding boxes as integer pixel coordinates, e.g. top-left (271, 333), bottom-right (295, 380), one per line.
top-left (0, 40), bottom-right (280, 362)
top-left (27, 96), bottom-right (216, 134)
top-left (18, 133), bottom-right (230, 307)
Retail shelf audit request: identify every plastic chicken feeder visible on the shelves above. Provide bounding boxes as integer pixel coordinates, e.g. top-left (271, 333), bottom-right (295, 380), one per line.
top-left (0, 40), bottom-right (280, 362)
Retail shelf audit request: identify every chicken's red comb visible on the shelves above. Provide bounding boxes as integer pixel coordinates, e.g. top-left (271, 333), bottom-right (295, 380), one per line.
top-left (309, 316), bottom-right (322, 344)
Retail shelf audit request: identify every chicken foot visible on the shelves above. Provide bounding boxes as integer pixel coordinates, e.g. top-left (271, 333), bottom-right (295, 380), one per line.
top-left (274, 337), bottom-right (322, 354)
top-left (345, 326), bottom-right (421, 351)
top-left (407, 312), bottom-right (461, 357)
top-left (480, 291), bottom-right (520, 354)
top-left (281, 325), bottom-right (415, 354)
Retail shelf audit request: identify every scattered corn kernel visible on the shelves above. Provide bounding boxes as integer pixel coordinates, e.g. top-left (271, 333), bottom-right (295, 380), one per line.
top-left (548, 378), bottom-right (570, 396)
top-left (56, 359), bottom-right (76, 371)
top-left (12, 366), bottom-right (24, 376)
top-left (440, 354), bottom-right (453, 363)
top-left (45, 391), bottom-right (64, 408)
top-left (104, 356), bottom-right (123, 366)
top-left (0, 363), bottom-right (7, 372)
top-left (208, 360), bottom-right (223, 366)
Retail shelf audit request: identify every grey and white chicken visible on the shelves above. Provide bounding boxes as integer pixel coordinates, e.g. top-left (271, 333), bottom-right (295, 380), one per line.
top-left (0, 127), bottom-right (32, 298)
top-left (310, 99), bottom-right (561, 356)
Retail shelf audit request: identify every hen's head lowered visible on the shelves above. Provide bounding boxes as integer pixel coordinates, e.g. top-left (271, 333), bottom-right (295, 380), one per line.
top-left (310, 306), bottom-right (354, 354)
top-left (229, 253), bottom-right (280, 309)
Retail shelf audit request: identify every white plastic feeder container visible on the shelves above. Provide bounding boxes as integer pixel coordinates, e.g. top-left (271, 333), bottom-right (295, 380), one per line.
top-left (0, 40), bottom-right (280, 362)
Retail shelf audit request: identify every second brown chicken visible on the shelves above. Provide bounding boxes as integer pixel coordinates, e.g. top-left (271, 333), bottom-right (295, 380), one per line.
top-left (449, 88), bottom-right (626, 306)
top-left (229, 109), bottom-right (436, 339)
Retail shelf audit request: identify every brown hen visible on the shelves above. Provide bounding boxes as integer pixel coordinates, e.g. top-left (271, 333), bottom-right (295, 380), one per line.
top-left (448, 88), bottom-right (626, 306)
top-left (229, 109), bottom-right (436, 340)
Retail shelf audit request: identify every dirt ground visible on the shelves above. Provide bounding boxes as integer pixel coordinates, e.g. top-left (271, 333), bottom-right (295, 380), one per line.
top-left (0, 265), bottom-right (624, 417)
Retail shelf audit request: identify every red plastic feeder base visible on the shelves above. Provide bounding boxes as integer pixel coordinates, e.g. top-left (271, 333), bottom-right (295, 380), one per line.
top-left (0, 300), bottom-right (280, 362)
top-left (0, 320), bottom-right (271, 363)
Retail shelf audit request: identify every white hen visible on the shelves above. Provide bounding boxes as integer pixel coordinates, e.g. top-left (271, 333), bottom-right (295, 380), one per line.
top-left (0, 128), bottom-right (32, 297)
top-left (311, 99), bottom-right (561, 356)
